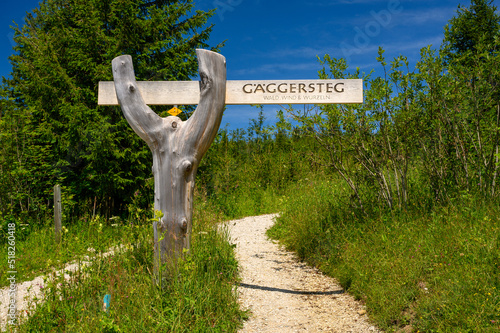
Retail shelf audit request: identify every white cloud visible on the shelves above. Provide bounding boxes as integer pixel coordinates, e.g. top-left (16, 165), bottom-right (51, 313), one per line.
top-left (320, 4), bottom-right (456, 31)
top-left (262, 47), bottom-right (332, 59)
top-left (231, 61), bottom-right (321, 76)
top-left (394, 6), bottom-right (457, 26)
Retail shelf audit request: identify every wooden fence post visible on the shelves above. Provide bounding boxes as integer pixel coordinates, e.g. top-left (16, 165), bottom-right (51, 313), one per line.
top-left (54, 184), bottom-right (62, 244)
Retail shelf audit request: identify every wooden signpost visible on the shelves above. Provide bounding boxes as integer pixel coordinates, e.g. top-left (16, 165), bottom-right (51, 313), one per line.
top-left (99, 79), bottom-right (363, 105)
top-left (99, 49), bottom-right (362, 275)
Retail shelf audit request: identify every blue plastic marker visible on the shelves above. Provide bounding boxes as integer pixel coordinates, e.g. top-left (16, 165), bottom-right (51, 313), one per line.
top-left (103, 294), bottom-right (111, 313)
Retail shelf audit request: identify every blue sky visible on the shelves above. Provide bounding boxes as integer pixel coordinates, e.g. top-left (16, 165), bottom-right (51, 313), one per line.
top-left (1, 0), bottom-right (498, 130)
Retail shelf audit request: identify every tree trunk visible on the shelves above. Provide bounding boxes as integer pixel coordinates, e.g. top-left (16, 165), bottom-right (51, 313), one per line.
top-left (112, 49), bottom-right (226, 272)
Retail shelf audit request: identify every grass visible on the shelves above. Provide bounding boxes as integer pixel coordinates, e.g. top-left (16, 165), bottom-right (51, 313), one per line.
top-left (5, 201), bottom-right (246, 332)
top-left (0, 214), bottom-right (128, 288)
top-left (268, 177), bottom-right (500, 332)
top-left (207, 186), bottom-right (283, 219)
top-left (8, 169), bottom-right (499, 331)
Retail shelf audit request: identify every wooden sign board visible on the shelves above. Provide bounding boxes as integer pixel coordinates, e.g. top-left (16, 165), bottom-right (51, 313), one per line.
top-left (98, 79), bottom-right (363, 105)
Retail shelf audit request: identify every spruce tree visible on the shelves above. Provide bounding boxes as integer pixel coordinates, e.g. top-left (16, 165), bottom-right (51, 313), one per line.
top-left (1, 0), bottom-right (222, 218)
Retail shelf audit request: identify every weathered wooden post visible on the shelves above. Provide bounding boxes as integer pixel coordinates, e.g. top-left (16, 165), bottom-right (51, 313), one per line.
top-left (111, 49), bottom-right (226, 271)
top-left (54, 184), bottom-right (62, 244)
top-left (100, 49), bottom-right (363, 274)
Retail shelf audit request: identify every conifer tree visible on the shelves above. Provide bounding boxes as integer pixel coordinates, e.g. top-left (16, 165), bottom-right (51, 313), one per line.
top-left (1, 0), bottom-right (222, 217)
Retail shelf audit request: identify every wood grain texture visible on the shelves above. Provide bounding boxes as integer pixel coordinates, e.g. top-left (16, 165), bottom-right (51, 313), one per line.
top-left (99, 79), bottom-right (363, 105)
top-left (112, 49), bottom-right (226, 270)
top-left (54, 185), bottom-right (62, 244)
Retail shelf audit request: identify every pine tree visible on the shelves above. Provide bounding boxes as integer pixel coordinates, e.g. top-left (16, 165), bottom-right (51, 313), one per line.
top-left (1, 0), bottom-right (223, 218)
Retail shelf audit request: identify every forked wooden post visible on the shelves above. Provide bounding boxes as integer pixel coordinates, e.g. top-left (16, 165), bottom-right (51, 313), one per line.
top-left (105, 48), bottom-right (364, 276)
top-left (112, 49), bottom-right (226, 271)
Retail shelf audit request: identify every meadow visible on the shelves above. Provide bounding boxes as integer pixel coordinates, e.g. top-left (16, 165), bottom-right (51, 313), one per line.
top-left (268, 177), bottom-right (500, 332)
top-left (2, 199), bottom-right (247, 332)
top-left (3, 2), bottom-right (500, 331)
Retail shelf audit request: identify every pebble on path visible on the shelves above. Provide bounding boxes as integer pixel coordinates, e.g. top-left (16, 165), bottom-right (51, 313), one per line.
top-left (227, 214), bottom-right (380, 333)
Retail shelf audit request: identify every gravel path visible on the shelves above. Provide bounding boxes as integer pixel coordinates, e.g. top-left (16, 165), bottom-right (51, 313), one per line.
top-left (228, 214), bottom-right (380, 332)
top-left (0, 246), bottom-right (123, 331)
top-left (2, 214), bottom-right (381, 332)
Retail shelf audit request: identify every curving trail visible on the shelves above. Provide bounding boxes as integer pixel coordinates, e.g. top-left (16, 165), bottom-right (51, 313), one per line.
top-left (2, 215), bottom-right (381, 332)
top-left (228, 214), bottom-right (380, 332)
top-left (0, 247), bottom-right (122, 331)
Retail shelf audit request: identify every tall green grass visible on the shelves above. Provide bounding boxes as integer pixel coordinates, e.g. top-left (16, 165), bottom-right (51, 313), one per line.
top-left (204, 185), bottom-right (283, 219)
top-left (268, 178), bottom-right (500, 332)
top-left (0, 214), bottom-right (127, 288)
top-left (7, 202), bottom-right (245, 332)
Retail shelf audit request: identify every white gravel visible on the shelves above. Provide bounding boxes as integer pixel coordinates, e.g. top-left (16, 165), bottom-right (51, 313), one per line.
top-left (227, 214), bottom-right (381, 332)
top-left (2, 214), bottom-right (381, 332)
top-left (0, 246), bottom-right (123, 331)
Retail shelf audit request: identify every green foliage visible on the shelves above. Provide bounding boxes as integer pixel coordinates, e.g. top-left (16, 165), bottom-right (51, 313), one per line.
top-left (0, 213), bottom-right (127, 288)
top-left (286, 48), bottom-right (424, 214)
top-left (197, 109), bottom-right (313, 219)
top-left (11, 204), bottom-right (244, 332)
top-left (0, 88), bottom-right (58, 220)
top-left (0, 0), bottom-right (222, 221)
top-left (442, 0), bottom-right (500, 66)
top-left (0, 214), bottom-right (31, 245)
top-left (415, 42), bottom-right (500, 200)
top-left (269, 178), bottom-right (500, 332)
top-left (429, 0), bottom-right (500, 201)
top-left (288, 7), bottom-right (500, 211)
top-left (126, 178), bottom-right (154, 225)
top-left (268, 2), bottom-right (500, 331)
top-left (3, 0), bottom-right (500, 331)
